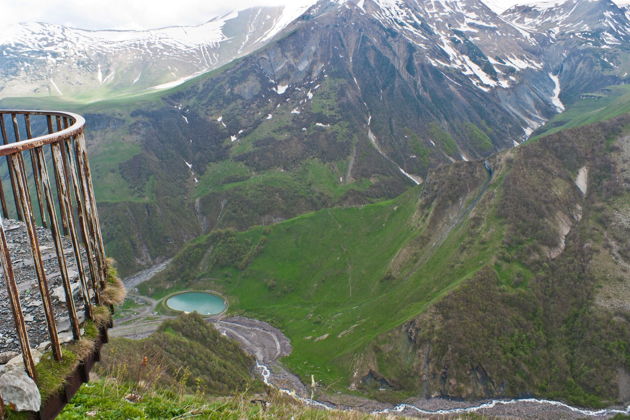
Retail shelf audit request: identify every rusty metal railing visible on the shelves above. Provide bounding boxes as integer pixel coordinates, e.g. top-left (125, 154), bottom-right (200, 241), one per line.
top-left (0, 110), bottom-right (107, 379)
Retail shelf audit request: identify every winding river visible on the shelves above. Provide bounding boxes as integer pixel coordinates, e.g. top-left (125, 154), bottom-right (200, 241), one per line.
top-left (255, 363), bottom-right (630, 418)
top-left (123, 262), bottom-right (630, 419)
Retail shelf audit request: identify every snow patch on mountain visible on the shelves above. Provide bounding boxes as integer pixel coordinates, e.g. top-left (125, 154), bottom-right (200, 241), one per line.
top-left (274, 83), bottom-right (289, 95)
top-left (348, 0), bottom-right (546, 92)
top-left (49, 78), bottom-right (63, 95)
top-left (548, 73), bottom-right (565, 112)
top-left (255, 1), bottom-right (317, 43)
top-left (0, 5), bottom-right (315, 99)
top-left (151, 72), bottom-right (204, 90)
top-left (0, 18), bottom-right (228, 52)
top-left (502, 0), bottom-right (630, 45)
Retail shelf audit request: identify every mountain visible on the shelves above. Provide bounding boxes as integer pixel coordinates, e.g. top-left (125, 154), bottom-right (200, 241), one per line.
top-left (504, 0), bottom-right (630, 37)
top-left (502, 0), bottom-right (630, 103)
top-left (124, 0), bottom-right (630, 405)
top-left (0, 4), bottom-right (312, 100)
top-left (2, 0), bottom-right (629, 104)
top-left (2, 0), bottom-right (630, 413)
top-left (3, 0), bottom-right (630, 278)
top-left (144, 112), bottom-right (630, 405)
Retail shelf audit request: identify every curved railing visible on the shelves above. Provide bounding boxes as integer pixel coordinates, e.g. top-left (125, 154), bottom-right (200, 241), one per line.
top-left (0, 110), bottom-right (108, 382)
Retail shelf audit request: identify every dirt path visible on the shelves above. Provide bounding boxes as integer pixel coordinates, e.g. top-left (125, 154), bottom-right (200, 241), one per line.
top-left (214, 317), bottom-right (289, 362)
top-left (109, 318), bottom-right (164, 339)
top-left (123, 259), bottom-right (171, 290)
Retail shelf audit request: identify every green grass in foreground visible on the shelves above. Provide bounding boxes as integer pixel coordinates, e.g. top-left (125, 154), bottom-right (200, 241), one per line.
top-left (59, 379), bottom-right (405, 419)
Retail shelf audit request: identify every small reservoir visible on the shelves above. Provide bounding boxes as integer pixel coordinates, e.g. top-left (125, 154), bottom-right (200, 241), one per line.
top-left (165, 292), bottom-right (226, 315)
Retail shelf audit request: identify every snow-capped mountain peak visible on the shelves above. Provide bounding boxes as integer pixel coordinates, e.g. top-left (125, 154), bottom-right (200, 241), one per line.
top-left (502, 0), bottom-right (630, 47)
top-left (0, 4), bottom-right (315, 99)
top-left (318, 0), bottom-right (543, 92)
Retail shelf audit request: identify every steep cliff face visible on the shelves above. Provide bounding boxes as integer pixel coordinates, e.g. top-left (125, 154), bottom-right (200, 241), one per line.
top-left (355, 116), bottom-right (630, 405)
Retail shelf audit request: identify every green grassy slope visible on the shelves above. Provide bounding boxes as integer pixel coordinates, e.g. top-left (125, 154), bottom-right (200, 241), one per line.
top-left (360, 116), bottom-right (630, 405)
top-left (59, 313), bottom-right (489, 420)
top-left (534, 84), bottom-right (630, 138)
top-left (144, 115), bottom-right (630, 405)
top-left (143, 157), bottom-right (501, 390)
top-left (97, 313), bottom-right (262, 396)
top-left (1, 65), bottom-right (405, 276)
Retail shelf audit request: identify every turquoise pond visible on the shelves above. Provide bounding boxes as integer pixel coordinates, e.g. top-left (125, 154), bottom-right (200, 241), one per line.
top-left (165, 292), bottom-right (226, 315)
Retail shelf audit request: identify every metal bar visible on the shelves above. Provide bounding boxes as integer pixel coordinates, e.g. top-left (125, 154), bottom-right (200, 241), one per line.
top-left (81, 135), bottom-right (107, 278)
top-left (60, 139), bottom-right (102, 304)
top-left (10, 113), bottom-right (20, 142)
top-left (74, 133), bottom-right (108, 284)
top-left (0, 114), bottom-right (23, 220)
top-left (56, 117), bottom-right (73, 201)
top-left (10, 152), bottom-right (63, 360)
top-left (0, 215), bottom-right (36, 378)
top-left (50, 143), bottom-right (94, 319)
top-left (0, 112), bottom-right (84, 156)
top-left (0, 169), bottom-right (9, 219)
top-left (11, 114), bottom-right (30, 198)
top-left (25, 115), bottom-right (48, 228)
top-left (48, 116), bottom-right (69, 236)
top-left (0, 116), bottom-right (8, 219)
top-left (35, 146), bottom-right (81, 339)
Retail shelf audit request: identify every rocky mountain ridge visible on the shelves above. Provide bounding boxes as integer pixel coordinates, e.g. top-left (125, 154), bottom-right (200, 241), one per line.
top-left (2, 0), bottom-right (628, 104)
top-left (0, 4), bottom-right (312, 99)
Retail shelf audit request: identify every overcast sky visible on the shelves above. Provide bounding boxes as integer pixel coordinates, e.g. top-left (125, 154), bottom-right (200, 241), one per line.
top-left (0, 0), bottom-right (609, 31)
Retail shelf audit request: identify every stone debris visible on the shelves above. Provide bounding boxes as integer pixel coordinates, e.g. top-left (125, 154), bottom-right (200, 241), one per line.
top-left (0, 349), bottom-right (43, 412)
top-left (0, 218), bottom-right (93, 412)
top-left (0, 219), bottom-right (89, 355)
top-left (0, 351), bottom-right (18, 364)
top-left (0, 365), bottom-right (41, 412)
top-left (3, 349), bottom-right (42, 371)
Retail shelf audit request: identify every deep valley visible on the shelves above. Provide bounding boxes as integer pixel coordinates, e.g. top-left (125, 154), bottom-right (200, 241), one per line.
top-left (1, 0), bottom-right (630, 418)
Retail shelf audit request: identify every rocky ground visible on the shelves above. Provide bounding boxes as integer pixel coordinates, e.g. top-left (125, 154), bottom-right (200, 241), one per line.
top-left (0, 219), bottom-right (88, 355)
top-left (213, 316), bottom-right (309, 396)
